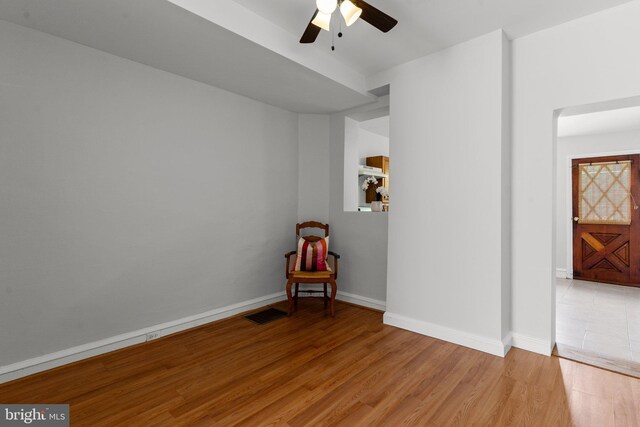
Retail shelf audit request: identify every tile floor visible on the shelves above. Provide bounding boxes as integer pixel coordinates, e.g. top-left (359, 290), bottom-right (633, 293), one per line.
top-left (556, 278), bottom-right (640, 363)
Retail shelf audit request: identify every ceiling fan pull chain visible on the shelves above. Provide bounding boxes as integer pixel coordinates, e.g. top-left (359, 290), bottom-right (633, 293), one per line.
top-left (331, 16), bottom-right (335, 51)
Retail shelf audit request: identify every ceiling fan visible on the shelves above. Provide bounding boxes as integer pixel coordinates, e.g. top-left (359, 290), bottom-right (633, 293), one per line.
top-left (300, 0), bottom-right (397, 44)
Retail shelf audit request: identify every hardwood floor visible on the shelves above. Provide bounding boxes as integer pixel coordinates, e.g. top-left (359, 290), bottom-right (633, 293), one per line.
top-left (1, 301), bottom-right (639, 426)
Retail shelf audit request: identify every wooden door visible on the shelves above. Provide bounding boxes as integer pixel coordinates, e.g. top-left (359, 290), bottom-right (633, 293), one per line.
top-left (572, 154), bottom-right (640, 286)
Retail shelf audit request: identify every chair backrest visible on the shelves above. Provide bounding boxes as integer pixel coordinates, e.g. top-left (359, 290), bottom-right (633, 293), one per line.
top-left (296, 221), bottom-right (329, 243)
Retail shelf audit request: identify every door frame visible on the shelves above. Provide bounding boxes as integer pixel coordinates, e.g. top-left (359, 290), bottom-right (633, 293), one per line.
top-left (564, 149), bottom-right (640, 279)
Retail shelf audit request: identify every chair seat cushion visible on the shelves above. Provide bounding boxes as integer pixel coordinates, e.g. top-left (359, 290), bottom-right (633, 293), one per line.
top-left (290, 266), bottom-right (333, 279)
top-left (293, 236), bottom-right (329, 271)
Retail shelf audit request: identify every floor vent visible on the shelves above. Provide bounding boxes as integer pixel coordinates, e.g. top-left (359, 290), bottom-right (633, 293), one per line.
top-left (245, 308), bottom-right (287, 325)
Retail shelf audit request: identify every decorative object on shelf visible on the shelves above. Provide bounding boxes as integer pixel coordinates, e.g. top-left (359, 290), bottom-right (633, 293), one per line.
top-left (361, 175), bottom-right (378, 191)
top-left (371, 187), bottom-right (388, 212)
top-left (362, 177), bottom-right (387, 212)
top-left (370, 201), bottom-right (384, 212)
top-left (372, 187), bottom-right (387, 212)
top-left (365, 156), bottom-right (389, 204)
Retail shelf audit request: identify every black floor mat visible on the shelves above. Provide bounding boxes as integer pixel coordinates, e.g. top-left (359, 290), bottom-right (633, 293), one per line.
top-left (245, 308), bottom-right (287, 325)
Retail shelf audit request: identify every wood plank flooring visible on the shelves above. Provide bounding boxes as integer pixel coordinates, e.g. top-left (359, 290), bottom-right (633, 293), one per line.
top-left (1, 301), bottom-right (639, 426)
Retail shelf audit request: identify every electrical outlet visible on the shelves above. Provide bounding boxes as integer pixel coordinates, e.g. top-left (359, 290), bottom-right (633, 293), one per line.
top-left (145, 332), bottom-right (160, 341)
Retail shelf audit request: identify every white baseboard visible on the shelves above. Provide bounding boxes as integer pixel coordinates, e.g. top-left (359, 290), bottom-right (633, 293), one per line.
top-left (556, 268), bottom-right (568, 279)
top-left (382, 313), bottom-right (552, 358)
top-left (383, 312), bottom-right (511, 357)
top-left (336, 290), bottom-right (386, 311)
top-left (0, 289), bottom-right (386, 384)
top-left (0, 288), bottom-right (554, 385)
top-left (295, 284), bottom-right (386, 311)
top-left (511, 333), bottom-right (552, 356)
top-left (503, 332), bottom-right (513, 355)
top-left (0, 292), bottom-right (286, 384)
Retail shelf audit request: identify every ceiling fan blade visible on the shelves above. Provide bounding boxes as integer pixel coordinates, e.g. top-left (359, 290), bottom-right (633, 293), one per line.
top-left (353, 0), bottom-right (398, 33)
top-left (300, 10), bottom-right (321, 43)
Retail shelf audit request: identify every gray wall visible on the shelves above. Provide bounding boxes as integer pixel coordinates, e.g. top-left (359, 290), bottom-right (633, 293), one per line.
top-left (298, 114), bottom-right (330, 223)
top-left (0, 20), bottom-right (298, 365)
top-left (294, 108), bottom-right (388, 303)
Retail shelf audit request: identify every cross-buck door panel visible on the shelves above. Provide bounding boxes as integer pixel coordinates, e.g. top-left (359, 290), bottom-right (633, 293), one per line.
top-left (572, 154), bottom-right (640, 286)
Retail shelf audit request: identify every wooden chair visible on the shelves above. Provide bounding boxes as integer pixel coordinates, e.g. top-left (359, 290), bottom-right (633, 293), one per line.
top-left (284, 221), bottom-right (340, 316)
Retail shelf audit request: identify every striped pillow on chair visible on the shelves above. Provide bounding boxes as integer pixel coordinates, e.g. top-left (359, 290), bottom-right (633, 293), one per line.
top-left (293, 237), bottom-right (329, 272)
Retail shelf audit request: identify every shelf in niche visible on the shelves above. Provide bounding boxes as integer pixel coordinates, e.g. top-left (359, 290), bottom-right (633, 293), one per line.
top-left (358, 168), bottom-right (387, 178)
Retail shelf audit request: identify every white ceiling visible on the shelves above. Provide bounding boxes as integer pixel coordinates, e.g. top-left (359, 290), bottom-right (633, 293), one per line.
top-left (0, 0), bottom-right (373, 113)
top-left (231, 0), bottom-right (633, 75)
top-left (0, 0), bottom-right (634, 113)
top-left (359, 116), bottom-right (390, 138)
top-left (558, 106), bottom-right (640, 138)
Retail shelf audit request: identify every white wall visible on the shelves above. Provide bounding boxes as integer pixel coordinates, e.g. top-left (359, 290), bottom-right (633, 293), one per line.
top-left (0, 20), bottom-right (298, 366)
top-left (555, 130), bottom-right (640, 274)
top-left (358, 128), bottom-right (389, 164)
top-left (512, 0), bottom-right (640, 353)
top-left (343, 117), bottom-right (361, 212)
top-left (298, 114), bottom-right (330, 222)
top-left (380, 30), bottom-right (512, 356)
top-left (328, 101), bottom-right (390, 305)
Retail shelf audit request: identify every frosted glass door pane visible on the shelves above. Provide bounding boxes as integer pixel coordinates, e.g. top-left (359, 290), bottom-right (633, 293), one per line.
top-left (578, 161), bottom-right (632, 225)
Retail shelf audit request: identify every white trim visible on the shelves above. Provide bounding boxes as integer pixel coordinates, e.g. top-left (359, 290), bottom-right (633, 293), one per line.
top-left (295, 284), bottom-right (387, 311)
top-left (555, 268), bottom-right (567, 279)
top-left (511, 333), bottom-right (553, 356)
top-left (0, 289), bottom-right (386, 384)
top-left (502, 332), bottom-right (513, 355)
top-left (565, 153), bottom-right (573, 279)
top-left (337, 290), bottom-right (386, 311)
top-left (0, 292), bottom-right (286, 384)
top-left (383, 312), bottom-right (511, 357)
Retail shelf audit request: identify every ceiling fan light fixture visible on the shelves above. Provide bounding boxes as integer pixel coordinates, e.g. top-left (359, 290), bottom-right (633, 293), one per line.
top-left (311, 11), bottom-right (332, 31)
top-left (340, 0), bottom-right (362, 26)
top-left (316, 0), bottom-right (337, 14)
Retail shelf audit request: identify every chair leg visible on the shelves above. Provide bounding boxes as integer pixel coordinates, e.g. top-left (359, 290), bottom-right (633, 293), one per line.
top-left (294, 283), bottom-right (299, 308)
top-left (323, 283), bottom-right (328, 308)
top-left (329, 277), bottom-right (337, 317)
top-left (286, 278), bottom-right (294, 316)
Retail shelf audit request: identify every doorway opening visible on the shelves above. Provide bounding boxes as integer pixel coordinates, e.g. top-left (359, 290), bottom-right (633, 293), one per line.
top-left (343, 106), bottom-right (390, 213)
top-left (554, 99), bottom-right (640, 376)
